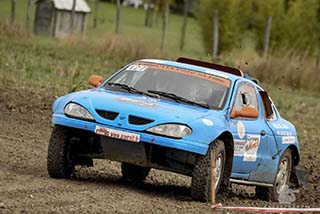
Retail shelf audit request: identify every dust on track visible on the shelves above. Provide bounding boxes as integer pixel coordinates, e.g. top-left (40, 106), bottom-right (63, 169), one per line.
top-left (0, 86), bottom-right (319, 213)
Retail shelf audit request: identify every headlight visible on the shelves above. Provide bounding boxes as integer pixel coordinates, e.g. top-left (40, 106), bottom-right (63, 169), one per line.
top-left (147, 124), bottom-right (192, 138)
top-left (64, 103), bottom-right (94, 121)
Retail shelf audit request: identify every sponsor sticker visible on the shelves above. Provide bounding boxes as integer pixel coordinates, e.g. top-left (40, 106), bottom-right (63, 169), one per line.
top-left (237, 121), bottom-right (245, 139)
top-left (234, 139), bottom-right (246, 156)
top-left (273, 123), bottom-right (289, 129)
top-left (134, 62), bottom-right (231, 88)
top-left (243, 134), bottom-right (260, 162)
top-left (276, 131), bottom-right (293, 136)
top-left (95, 126), bottom-right (140, 143)
top-left (202, 118), bottom-right (214, 126)
top-left (282, 136), bottom-right (295, 144)
top-left (118, 97), bottom-right (159, 108)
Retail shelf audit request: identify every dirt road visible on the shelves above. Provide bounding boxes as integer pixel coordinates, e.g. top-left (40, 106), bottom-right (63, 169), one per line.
top-left (0, 86), bottom-right (319, 213)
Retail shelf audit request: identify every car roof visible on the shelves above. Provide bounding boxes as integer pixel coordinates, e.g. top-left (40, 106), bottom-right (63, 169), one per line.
top-left (139, 59), bottom-right (243, 84)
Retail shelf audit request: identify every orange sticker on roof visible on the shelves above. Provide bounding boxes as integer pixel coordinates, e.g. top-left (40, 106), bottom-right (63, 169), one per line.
top-left (134, 62), bottom-right (231, 88)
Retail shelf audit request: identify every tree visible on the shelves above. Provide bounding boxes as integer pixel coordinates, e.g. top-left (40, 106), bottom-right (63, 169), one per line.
top-left (198, 0), bottom-right (242, 54)
top-left (283, 0), bottom-right (319, 55)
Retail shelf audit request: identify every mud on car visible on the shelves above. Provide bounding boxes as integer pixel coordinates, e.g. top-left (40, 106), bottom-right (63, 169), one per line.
top-left (48, 58), bottom-right (300, 201)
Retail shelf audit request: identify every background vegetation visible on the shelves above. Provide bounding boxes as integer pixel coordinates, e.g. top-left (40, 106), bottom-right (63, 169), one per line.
top-left (0, 0), bottom-right (319, 93)
top-left (199, 0), bottom-right (320, 56)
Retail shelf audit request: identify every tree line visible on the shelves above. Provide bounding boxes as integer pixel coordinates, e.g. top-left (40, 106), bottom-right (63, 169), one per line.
top-left (198, 0), bottom-right (320, 59)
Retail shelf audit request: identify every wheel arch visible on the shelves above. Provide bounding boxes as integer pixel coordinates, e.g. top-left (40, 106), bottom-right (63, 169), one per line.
top-left (286, 145), bottom-right (300, 166)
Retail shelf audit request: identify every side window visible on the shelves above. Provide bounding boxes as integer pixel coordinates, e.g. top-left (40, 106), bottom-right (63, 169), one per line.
top-left (259, 90), bottom-right (277, 121)
top-left (269, 105), bottom-right (277, 121)
top-left (233, 82), bottom-right (259, 111)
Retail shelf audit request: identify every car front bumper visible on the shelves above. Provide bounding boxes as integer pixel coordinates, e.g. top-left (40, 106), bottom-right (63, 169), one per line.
top-left (52, 114), bottom-right (208, 155)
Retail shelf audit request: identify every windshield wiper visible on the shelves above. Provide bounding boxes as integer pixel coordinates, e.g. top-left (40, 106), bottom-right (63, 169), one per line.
top-left (108, 82), bottom-right (158, 98)
top-left (147, 90), bottom-right (210, 109)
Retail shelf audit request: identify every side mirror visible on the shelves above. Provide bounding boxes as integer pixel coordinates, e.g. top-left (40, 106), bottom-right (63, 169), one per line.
top-left (231, 106), bottom-right (259, 119)
top-left (88, 75), bottom-right (104, 87)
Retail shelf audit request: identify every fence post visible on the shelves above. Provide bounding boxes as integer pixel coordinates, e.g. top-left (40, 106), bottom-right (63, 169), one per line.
top-left (144, 0), bottom-right (151, 27)
top-left (160, 2), bottom-right (169, 51)
top-left (212, 10), bottom-right (219, 61)
top-left (179, 0), bottom-right (189, 51)
top-left (26, 0), bottom-right (32, 31)
top-left (93, 0), bottom-right (99, 28)
top-left (115, 0), bottom-right (121, 33)
top-left (11, 0), bottom-right (16, 24)
top-left (263, 16), bottom-right (272, 58)
top-left (316, 47), bottom-right (320, 68)
top-left (210, 148), bottom-right (216, 214)
top-left (71, 0), bottom-right (77, 32)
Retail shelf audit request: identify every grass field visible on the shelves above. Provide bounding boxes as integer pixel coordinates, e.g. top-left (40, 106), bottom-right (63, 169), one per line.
top-left (0, 0), bottom-right (205, 58)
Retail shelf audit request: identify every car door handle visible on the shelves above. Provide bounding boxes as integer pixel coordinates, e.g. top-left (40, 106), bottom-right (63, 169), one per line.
top-left (260, 130), bottom-right (266, 136)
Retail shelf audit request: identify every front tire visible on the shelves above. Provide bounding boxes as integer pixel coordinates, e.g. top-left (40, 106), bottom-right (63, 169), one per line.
top-left (256, 149), bottom-right (292, 201)
top-left (121, 163), bottom-right (150, 182)
top-left (47, 126), bottom-right (74, 178)
top-left (191, 139), bottom-right (227, 201)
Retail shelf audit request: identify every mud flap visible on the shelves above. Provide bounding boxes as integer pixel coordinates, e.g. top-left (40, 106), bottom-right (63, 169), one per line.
top-left (291, 167), bottom-right (309, 189)
top-left (101, 137), bottom-right (147, 166)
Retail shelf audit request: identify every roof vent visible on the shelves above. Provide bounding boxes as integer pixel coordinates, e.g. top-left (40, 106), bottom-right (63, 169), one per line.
top-left (176, 57), bottom-right (243, 77)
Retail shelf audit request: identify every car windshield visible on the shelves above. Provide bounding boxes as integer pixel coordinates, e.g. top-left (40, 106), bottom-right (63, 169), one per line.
top-left (104, 62), bottom-right (231, 109)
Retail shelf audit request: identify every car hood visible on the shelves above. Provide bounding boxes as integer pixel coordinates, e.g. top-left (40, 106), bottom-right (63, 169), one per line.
top-left (53, 88), bottom-right (226, 131)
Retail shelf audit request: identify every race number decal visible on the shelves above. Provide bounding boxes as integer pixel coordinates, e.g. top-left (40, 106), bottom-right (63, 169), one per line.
top-left (126, 64), bottom-right (148, 72)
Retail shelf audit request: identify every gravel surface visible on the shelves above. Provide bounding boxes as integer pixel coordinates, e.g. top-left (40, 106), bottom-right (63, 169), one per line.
top-left (0, 86), bottom-right (319, 213)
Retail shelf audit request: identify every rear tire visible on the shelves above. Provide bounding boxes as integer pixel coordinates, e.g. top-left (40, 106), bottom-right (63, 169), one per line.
top-left (121, 163), bottom-right (150, 182)
top-left (47, 126), bottom-right (74, 178)
top-left (191, 139), bottom-right (228, 201)
top-left (256, 149), bottom-right (292, 201)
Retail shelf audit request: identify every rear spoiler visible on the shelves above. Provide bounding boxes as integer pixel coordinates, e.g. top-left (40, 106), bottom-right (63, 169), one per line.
top-left (176, 57), bottom-right (244, 77)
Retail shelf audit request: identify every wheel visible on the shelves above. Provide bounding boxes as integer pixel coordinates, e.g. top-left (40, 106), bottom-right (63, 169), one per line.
top-left (47, 126), bottom-right (75, 178)
top-left (256, 149), bottom-right (292, 201)
top-left (121, 163), bottom-right (150, 182)
top-left (191, 139), bottom-right (227, 201)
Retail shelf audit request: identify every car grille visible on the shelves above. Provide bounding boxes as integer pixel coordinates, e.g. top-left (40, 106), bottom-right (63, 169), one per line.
top-left (128, 115), bottom-right (154, 125)
top-left (96, 110), bottom-right (119, 121)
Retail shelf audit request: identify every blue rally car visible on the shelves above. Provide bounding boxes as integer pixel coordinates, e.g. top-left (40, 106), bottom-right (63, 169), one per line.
top-left (48, 58), bottom-right (300, 201)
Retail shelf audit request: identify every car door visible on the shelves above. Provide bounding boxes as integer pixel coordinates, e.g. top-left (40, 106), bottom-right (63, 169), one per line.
top-left (229, 81), bottom-right (276, 178)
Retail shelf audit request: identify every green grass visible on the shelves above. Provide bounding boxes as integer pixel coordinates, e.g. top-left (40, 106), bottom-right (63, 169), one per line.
top-left (0, 0), bottom-right (205, 58)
